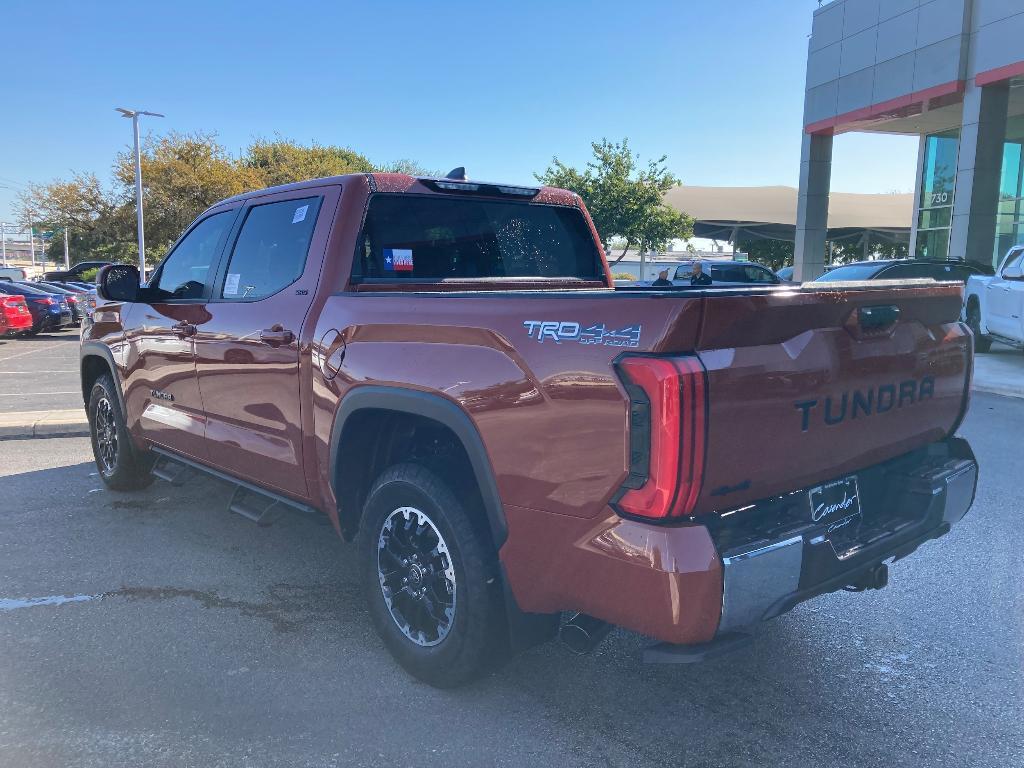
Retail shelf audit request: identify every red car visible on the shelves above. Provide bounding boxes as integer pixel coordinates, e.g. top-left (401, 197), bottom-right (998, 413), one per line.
top-left (0, 294), bottom-right (33, 335)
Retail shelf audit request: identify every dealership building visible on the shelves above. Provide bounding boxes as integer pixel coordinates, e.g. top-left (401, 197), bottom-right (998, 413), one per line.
top-left (795, 0), bottom-right (1024, 278)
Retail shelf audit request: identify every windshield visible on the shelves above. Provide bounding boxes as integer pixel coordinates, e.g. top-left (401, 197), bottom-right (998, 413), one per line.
top-left (813, 263), bottom-right (885, 281)
top-left (354, 194), bottom-right (603, 281)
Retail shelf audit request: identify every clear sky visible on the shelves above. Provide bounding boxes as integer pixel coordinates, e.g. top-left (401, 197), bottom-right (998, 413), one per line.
top-left (0, 0), bottom-right (918, 224)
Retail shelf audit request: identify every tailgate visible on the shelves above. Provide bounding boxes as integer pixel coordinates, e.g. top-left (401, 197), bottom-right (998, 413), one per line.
top-left (693, 281), bottom-right (970, 513)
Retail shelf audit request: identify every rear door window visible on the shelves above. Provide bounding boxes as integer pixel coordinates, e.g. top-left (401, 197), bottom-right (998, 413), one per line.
top-left (220, 197), bottom-right (322, 300)
top-left (353, 194), bottom-right (602, 281)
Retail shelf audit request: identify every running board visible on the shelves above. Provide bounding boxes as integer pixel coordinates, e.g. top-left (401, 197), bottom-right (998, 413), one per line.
top-left (149, 447), bottom-right (320, 526)
top-left (151, 453), bottom-right (191, 486)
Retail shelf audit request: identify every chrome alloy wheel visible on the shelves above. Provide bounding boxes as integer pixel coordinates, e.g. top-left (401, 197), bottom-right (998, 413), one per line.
top-left (94, 397), bottom-right (118, 475)
top-left (377, 506), bottom-right (457, 647)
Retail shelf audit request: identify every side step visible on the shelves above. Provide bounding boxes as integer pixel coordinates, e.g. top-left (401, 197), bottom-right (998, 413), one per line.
top-left (228, 485), bottom-right (280, 527)
top-left (643, 632), bottom-right (753, 664)
top-left (149, 447), bottom-right (320, 527)
top-left (151, 453), bottom-right (191, 486)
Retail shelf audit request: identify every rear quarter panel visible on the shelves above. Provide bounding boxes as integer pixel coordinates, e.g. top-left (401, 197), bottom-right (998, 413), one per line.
top-left (311, 292), bottom-right (702, 521)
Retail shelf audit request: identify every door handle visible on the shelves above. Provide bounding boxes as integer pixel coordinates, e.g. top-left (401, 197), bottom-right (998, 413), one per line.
top-left (260, 325), bottom-right (295, 346)
top-left (171, 321), bottom-right (197, 338)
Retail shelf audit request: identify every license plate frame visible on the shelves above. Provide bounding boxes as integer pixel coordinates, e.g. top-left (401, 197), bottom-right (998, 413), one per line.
top-left (808, 475), bottom-right (862, 527)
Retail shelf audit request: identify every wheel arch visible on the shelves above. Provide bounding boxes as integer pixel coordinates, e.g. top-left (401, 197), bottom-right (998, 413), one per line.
top-left (328, 386), bottom-right (507, 548)
top-left (965, 291), bottom-right (987, 334)
top-left (80, 342), bottom-right (126, 414)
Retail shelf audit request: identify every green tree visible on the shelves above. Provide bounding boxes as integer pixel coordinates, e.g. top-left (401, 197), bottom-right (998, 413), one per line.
top-left (537, 138), bottom-right (693, 264)
top-left (21, 132), bottom-right (434, 265)
top-left (737, 239), bottom-right (794, 272)
top-left (243, 136), bottom-right (374, 187)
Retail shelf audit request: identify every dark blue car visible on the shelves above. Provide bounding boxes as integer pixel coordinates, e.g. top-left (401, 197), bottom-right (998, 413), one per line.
top-left (0, 282), bottom-right (73, 334)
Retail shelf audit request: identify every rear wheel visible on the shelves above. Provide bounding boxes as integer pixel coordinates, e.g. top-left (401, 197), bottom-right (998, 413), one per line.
top-left (358, 463), bottom-right (507, 688)
top-left (88, 373), bottom-right (154, 490)
top-left (967, 302), bottom-right (992, 353)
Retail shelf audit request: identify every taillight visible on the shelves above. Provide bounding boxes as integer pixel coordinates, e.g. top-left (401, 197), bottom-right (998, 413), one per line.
top-left (34, 297), bottom-right (56, 306)
top-left (612, 355), bottom-right (707, 520)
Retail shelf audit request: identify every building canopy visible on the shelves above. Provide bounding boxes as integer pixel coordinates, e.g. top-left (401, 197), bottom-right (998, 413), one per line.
top-left (663, 185), bottom-right (913, 244)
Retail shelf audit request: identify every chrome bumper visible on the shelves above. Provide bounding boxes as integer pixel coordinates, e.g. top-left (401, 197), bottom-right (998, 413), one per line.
top-left (717, 454), bottom-right (978, 636)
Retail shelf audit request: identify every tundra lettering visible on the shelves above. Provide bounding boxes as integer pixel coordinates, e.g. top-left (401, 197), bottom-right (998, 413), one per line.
top-left (795, 376), bottom-right (937, 432)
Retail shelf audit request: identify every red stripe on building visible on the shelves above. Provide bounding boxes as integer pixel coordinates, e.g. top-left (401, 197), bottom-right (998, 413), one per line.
top-left (805, 79), bottom-right (965, 135)
top-left (976, 60), bottom-right (1024, 86)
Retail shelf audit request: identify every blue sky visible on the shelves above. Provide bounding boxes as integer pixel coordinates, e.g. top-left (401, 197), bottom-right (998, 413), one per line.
top-left (0, 0), bottom-right (917, 224)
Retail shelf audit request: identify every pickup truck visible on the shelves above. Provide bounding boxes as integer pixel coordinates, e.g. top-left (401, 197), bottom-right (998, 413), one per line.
top-left (964, 244), bottom-right (1024, 352)
top-left (82, 171), bottom-right (978, 687)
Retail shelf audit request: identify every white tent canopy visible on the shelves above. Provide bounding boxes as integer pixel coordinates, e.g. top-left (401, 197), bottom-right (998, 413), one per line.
top-left (663, 185), bottom-right (913, 244)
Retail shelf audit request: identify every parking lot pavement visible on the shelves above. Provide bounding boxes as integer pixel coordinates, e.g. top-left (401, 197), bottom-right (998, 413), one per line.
top-left (974, 341), bottom-right (1024, 398)
top-left (0, 331), bottom-right (82, 414)
top-left (1, 394), bottom-right (1022, 768)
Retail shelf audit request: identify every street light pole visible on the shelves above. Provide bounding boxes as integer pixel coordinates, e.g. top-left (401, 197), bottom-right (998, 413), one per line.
top-left (63, 227), bottom-right (70, 270)
top-left (1, 223), bottom-right (6, 268)
top-left (28, 213), bottom-right (35, 268)
top-left (116, 107), bottom-right (164, 277)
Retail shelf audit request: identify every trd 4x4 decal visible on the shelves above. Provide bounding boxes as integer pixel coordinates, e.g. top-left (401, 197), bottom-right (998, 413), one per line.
top-left (523, 320), bottom-right (642, 347)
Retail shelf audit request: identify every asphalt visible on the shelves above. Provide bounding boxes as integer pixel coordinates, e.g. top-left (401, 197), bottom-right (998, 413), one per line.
top-left (0, 331), bottom-right (82, 414)
top-left (0, 393), bottom-right (1021, 767)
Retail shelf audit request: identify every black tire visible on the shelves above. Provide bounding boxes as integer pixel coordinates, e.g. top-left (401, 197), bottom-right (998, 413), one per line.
top-left (87, 373), bottom-right (154, 490)
top-left (357, 463), bottom-right (507, 688)
top-left (967, 302), bottom-right (992, 353)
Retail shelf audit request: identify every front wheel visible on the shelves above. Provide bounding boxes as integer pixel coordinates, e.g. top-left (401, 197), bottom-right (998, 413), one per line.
top-left (88, 374), bottom-right (154, 490)
top-left (358, 463), bottom-right (507, 688)
top-left (967, 303), bottom-right (992, 353)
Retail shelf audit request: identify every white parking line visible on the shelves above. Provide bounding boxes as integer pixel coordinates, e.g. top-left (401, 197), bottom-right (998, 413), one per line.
top-left (0, 370), bottom-right (78, 374)
top-left (0, 347), bottom-right (51, 363)
top-left (0, 391), bottom-right (80, 397)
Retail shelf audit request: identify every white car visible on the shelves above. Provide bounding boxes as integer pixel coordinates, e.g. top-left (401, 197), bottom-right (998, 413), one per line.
top-left (964, 245), bottom-right (1024, 352)
top-left (646, 260), bottom-right (782, 287)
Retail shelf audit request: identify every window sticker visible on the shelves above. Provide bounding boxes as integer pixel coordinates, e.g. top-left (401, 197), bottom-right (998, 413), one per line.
top-left (383, 248), bottom-right (414, 272)
top-left (224, 273), bottom-right (241, 295)
top-left (292, 205), bottom-right (309, 224)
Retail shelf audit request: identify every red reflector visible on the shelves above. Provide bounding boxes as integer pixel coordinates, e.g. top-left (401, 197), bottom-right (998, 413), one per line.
top-left (613, 355), bottom-right (707, 520)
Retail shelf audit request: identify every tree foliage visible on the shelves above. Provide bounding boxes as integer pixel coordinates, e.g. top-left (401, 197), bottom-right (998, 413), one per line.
top-left (20, 132), bottom-right (426, 264)
top-left (536, 138), bottom-right (693, 263)
top-left (739, 235), bottom-right (910, 272)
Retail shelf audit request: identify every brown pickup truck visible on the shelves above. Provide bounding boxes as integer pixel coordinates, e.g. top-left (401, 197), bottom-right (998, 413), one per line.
top-left (82, 171), bottom-right (978, 687)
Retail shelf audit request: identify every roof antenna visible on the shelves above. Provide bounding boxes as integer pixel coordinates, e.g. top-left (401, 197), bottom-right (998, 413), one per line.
top-left (445, 167), bottom-right (467, 180)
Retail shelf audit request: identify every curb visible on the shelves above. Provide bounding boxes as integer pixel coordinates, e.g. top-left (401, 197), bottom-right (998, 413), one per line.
top-left (972, 384), bottom-right (1024, 400)
top-left (0, 410), bottom-right (90, 441)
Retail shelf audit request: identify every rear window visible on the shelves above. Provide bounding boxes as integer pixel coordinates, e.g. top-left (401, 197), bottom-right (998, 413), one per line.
top-left (353, 195), bottom-right (602, 281)
top-left (814, 263), bottom-right (885, 282)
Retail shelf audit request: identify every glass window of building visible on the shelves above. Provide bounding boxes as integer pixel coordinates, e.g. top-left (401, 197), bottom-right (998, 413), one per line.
top-left (996, 116), bottom-right (1024, 268)
top-left (915, 129), bottom-right (959, 261)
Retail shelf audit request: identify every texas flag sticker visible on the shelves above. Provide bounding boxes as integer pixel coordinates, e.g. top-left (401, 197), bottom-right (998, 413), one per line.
top-left (383, 248), bottom-right (414, 272)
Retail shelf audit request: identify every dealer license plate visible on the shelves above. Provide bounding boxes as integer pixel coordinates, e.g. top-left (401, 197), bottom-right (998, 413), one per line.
top-left (808, 476), bottom-right (862, 526)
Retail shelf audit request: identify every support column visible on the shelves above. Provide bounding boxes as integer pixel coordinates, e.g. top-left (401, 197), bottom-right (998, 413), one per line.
top-left (794, 132), bottom-right (833, 280)
top-left (909, 135), bottom-right (927, 257)
top-left (948, 81), bottom-right (1009, 267)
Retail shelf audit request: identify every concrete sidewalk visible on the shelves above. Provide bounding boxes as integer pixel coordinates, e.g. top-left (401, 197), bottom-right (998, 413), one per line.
top-left (0, 409), bottom-right (89, 440)
top-left (973, 343), bottom-right (1024, 399)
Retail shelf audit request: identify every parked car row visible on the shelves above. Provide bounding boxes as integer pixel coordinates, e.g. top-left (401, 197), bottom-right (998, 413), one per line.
top-left (0, 276), bottom-right (98, 336)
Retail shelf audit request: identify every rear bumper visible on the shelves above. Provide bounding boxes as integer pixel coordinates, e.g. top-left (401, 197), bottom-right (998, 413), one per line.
top-left (500, 438), bottom-right (977, 646)
top-left (716, 438), bottom-right (976, 635)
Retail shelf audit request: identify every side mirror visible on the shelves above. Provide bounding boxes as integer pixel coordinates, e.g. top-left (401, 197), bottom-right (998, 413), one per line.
top-left (96, 264), bottom-right (141, 302)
